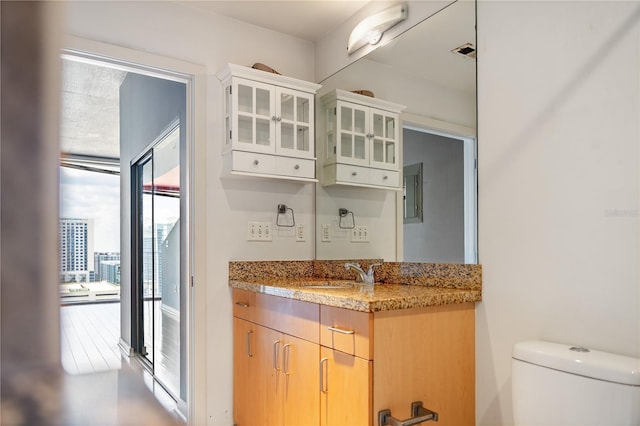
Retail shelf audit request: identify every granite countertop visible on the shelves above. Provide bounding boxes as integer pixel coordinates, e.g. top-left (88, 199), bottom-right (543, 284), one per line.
top-left (229, 260), bottom-right (482, 313)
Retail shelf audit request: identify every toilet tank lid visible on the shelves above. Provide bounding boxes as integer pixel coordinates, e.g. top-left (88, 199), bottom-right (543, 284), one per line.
top-left (513, 341), bottom-right (640, 386)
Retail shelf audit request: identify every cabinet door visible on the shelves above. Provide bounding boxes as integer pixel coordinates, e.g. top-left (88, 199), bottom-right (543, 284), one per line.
top-left (231, 77), bottom-right (276, 153)
top-left (335, 100), bottom-right (369, 167)
top-left (282, 334), bottom-right (320, 426)
top-left (233, 318), bottom-right (284, 426)
top-left (320, 347), bottom-right (372, 426)
top-left (276, 88), bottom-right (314, 159)
top-left (369, 108), bottom-right (399, 170)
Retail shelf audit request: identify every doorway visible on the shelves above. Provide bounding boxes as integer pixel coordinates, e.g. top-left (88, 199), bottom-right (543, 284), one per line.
top-left (401, 125), bottom-right (477, 263)
top-left (59, 47), bottom-right (192, 416)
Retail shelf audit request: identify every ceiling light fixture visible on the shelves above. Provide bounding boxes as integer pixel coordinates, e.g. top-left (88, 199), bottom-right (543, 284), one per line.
top-left (347, 3), bottom-right (408, 55)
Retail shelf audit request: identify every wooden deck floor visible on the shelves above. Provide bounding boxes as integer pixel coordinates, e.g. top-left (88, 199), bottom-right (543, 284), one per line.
top-left (60, 302), bottom-right (122, 375)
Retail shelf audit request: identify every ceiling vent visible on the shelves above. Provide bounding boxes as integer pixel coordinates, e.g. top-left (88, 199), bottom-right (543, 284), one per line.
top-left (451, 42), bottom-right (476, 60)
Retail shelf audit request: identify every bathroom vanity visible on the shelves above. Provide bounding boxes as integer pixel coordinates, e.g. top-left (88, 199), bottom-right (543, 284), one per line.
top-left (229, 261), bottom-right (481, 426)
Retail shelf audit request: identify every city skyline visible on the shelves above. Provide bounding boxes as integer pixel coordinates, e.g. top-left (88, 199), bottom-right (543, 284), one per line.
top-left (60, 167), bottom-right (120, 252)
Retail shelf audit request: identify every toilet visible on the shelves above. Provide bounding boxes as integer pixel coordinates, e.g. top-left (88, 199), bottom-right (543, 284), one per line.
top-left (511, 340), bottom-right (640, 425)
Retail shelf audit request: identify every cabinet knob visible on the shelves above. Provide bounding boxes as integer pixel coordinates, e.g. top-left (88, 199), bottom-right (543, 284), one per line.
top-left (276, 116), bottom-right (282, 122)
top-left (253, 160), bottom-right (259, 166)
top-left (351, 171), bottom-right (358, 176)
top-left (272, 116), bottom-right (277, 121)
top-left (294, 164), bottom-right (300, 170)
top-left (383, 175), bottom-right (389, 180)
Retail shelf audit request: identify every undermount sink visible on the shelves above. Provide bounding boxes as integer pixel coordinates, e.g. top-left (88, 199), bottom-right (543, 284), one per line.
top-left (299, 281), bottom-right (356, 290)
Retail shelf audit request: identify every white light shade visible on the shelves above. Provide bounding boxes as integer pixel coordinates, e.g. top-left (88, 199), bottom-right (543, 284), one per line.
top-left (347, 3), bottom-right (408, 55)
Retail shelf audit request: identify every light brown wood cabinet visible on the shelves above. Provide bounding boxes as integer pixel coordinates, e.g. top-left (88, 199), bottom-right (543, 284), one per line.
top-left (232, 289), bottom-right (475, 426)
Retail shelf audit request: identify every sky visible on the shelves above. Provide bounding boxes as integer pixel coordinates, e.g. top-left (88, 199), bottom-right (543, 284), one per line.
top-left (60, 166), bottom-right (180, 253)
top-left (60, 167), bottom-right (120, 252)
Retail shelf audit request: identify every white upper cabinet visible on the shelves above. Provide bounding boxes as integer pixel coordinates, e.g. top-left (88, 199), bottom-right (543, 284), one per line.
top-left (218, 64), bottom-right (321, 182)
top-left (320, 90), bottom-right (405, 189)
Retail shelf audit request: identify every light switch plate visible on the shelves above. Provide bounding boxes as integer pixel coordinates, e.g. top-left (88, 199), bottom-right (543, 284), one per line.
top-left (321, 224), bottom-right (331, 242)
top-left (296, 223), bottom-right (306, 242)
top-left (351, 225), bottom-right (369, 242)
top-left (247, 222), bottom-right (272, 241)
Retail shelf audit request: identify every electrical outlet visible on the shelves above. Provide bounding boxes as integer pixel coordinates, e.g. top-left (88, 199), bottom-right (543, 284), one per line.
top-left (321, 224), bottom-right (331, 242)
top-left (351, 225), bottom-right (370, 242)
top-left (296, 223), bottom-right (306, 242)
top-left (247, 222), bottom-right (272, 241)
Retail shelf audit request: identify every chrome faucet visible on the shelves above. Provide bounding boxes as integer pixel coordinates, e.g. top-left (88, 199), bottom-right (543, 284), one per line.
top-left (344, 262), bottom-right (381, 284)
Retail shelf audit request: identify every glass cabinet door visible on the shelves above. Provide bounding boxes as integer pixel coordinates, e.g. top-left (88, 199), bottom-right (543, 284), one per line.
top-left (336, 101), bottom-right (369, 166)
top-left (369, 109), bottom-right (399, 170)
top-left (276, 88), bottom-right (314, 158)
top-left (231, 78), bottom-right (275, 153)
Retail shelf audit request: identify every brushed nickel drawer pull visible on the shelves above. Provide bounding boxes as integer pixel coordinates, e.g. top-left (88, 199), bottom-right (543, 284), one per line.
top-left (283, 343), bottom-right (292, 376)
top-left (273, 340), bottom-right (281, 371)
top-left (328, 326), bottom-right (355, 335)
top-left (319, 357), bottom-right (328, 393)
top-left (246, 330), bottom-right (253, 358)
top-left (234, 302), bottom-right (249, 308)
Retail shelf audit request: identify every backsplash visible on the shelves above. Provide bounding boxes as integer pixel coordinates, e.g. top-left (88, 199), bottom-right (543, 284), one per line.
top-left (229, 260), bottom-right (481, 290)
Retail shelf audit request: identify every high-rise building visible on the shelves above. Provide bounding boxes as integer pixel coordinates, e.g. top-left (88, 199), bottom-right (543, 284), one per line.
top-left (59, 218), bottom-right (94, 282)
top-left (142, 222), bottom-right (175, 296)
top-left (99, 260), bottom-right (121, 285)
top-left (94, 252), bottom-right (120, 281)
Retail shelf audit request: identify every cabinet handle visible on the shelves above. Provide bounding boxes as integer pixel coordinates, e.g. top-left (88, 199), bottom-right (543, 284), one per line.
top-left (282, 343), bottom-right (292, 376)
top-left (319, 357), bottom-right (328, 394)
top-left (383, 175), bottom-right (389, 180)
top-left (253, 160), bottom-right (259, 166)
top-left (246, 330), bottom-right (253, 358)
top-left (276, 116), bottom-right (282, 122)
top-left (234, 301), bottom-right (249, 308)
top-left (294, 164), bottom-right (300, 170)
top-left (273, 340), bottom-right (281, 371)
top-left (272, 116), bottom-right (277, 122)
top-left (351, 171), bottom-right (358, 176)
top-left (378, 401), bottom-right (438, 426)
top-left (328, 326), bottom-right (355, 335)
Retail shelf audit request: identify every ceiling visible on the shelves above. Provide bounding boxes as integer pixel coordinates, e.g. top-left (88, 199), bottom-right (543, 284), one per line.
top-left (60, 59), bottom-right (126, 160)
top-left (179, 1), bottom-right (370, 41)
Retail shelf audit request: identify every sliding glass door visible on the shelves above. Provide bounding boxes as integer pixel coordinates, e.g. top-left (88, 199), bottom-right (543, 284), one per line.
top-left (133, 122), bottom-right (181, 397)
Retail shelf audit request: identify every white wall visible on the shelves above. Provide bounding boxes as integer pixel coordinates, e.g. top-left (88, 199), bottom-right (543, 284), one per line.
top-left (64, 2), bottom-right (317, 424)
top-left (476, 1), bottom-right (640, 424)
top-left (319, 58), bottom-right (476, 129)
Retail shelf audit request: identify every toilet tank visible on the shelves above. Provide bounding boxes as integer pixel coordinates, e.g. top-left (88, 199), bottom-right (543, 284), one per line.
top-left (512, 340), bottom-right (640, 426)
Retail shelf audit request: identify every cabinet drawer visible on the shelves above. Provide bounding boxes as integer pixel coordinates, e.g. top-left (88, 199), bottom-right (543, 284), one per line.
top-left (320, 305), bottom-right (372, 360)
top-left (231, 151), bottom-right (276, 175)
top-left (275, 156), bottom-right (315, 179)
top-left (335, 164), bottom-right (370, 185)
top-left (232, 289), bottom-right (258, 322)
top-left (233, 289), bottom-right (320, 343)
top-left (370, 169), bottom-right (399, 188)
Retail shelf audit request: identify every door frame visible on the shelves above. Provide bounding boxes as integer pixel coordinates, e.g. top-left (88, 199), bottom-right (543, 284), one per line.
top-left (61, 35), bottom-right (206, 423)
top-left (398, 113), bottom-right (478, 263)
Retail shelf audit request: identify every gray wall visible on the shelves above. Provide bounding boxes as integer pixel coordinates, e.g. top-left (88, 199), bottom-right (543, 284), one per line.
top-left (403, 128), bottom-right (464, 263)
top-left (119, 72), bottom-right (186, 400)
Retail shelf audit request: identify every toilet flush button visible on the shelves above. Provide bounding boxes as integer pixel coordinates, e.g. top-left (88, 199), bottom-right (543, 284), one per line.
top-left (569, 346), bottom-right (590, 353)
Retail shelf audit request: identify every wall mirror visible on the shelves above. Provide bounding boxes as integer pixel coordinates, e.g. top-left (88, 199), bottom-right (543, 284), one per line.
top-left (315, 0), bottom-right (477, 263)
